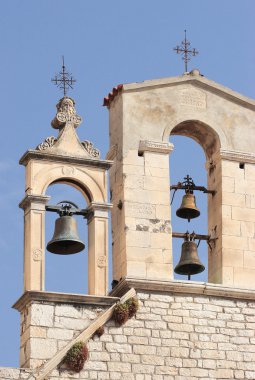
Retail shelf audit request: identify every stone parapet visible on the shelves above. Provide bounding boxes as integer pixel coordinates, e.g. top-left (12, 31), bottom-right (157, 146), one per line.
top-left (4, 285), bottom-right (255, 379)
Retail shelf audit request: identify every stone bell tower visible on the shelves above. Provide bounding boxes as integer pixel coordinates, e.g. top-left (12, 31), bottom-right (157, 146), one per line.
top-left (107, 69), bottom-right (255, 289)
top-left (15, 95), bottom-right (113, 368)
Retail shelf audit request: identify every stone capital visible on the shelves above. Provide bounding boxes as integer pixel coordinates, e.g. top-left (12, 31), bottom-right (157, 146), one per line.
top-left (19, 194), bottom-right (51, 211)
top-left (138, 140), bottom-right (174, 155)
top-left (87, 201), bottom-right (113, 222)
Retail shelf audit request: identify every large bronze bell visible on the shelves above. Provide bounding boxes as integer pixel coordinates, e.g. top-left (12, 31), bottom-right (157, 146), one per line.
top-left (47, 215), bottom-right (85, 255)
top-left (176, 193), bottom-right (200, 221)
top-left (174, 239), bottom-right (205, 277)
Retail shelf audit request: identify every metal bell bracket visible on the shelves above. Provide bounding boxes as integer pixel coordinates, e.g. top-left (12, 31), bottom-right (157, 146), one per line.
top-left (170, 175), bottom-right (216, 205)
top-left (172, 231), bottom-right (218, 250)
top-left (46, 200), bottom-right (89, 218)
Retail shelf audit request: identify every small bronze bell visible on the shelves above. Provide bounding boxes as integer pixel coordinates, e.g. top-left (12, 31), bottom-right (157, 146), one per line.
top-left (174, 239), bottom-right (205, 277)
top-left (47, 215), bottom-right (85, 255)
top-left (176, 193), bottom-right (200, 221)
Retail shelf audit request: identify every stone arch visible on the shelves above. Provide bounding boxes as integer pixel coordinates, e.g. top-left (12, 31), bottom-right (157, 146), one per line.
top-left (163, 118), bottom-right (224, 159)
top-left (33, 165), bottom-right (105, 204)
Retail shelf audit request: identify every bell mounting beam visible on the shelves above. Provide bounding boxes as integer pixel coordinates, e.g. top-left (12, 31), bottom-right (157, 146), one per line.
top-left (170, 175), bottom-right (215, 195)
top-left (45, 201), bottom-right (89, 218)
top-left (172, 232), bottom-right (215, 242)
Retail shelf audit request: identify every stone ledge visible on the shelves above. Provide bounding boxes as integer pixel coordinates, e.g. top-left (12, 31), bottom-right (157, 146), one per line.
top-left (138, 140), bottom-right (174, 155)
top-left (110, 277), bottom-right (255, 301)
top-left (13, 291), bottom-right (119, 312)
top-left (219, 149), bottom-right (255, 164)
top-left (19, 149), bottom-right (113, 170)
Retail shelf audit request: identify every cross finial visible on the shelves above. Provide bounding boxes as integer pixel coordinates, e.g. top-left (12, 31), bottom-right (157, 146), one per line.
top-left (51, 57), bottom-right (76, 96)
top-left (173, 30), bottom-right (199, 72)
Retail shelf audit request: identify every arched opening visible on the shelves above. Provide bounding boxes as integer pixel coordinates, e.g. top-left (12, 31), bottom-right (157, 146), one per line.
top-left (170, 121), bottom-right (221, 282)
top-left (45, 183), bottom-right (88, 294)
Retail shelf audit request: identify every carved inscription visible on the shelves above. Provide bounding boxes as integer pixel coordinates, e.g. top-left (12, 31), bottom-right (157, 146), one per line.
top-left (126, 202), bottom-right (155, 218)
top-left (179, 88), bottom-right (206, 109)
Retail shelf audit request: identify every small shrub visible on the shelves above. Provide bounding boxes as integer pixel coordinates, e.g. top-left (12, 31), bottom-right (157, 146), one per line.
top-left (126, 297), bottom-right (139, 318)
top-left (94, 326), bottom-right (105, 337)
top-left (64, 341), bottom-right (88, 372)
top-left (113, 303), bottom-right (129, 326)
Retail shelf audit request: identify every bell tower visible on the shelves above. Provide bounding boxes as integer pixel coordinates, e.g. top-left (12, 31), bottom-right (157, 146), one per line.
top-left (16, 93), bottom-right (112, 367)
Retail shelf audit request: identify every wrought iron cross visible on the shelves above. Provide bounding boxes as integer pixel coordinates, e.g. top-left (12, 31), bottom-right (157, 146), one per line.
top-left (173, 30), bottom-right (198, 72)
top-left (51, 56), bottom-right (76, 96)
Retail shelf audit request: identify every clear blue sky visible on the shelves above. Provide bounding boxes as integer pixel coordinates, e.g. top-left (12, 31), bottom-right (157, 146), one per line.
top-left (0, 0), bottom-right (254, 367)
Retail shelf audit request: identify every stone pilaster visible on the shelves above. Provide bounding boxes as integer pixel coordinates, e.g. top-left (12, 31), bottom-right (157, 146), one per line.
top-left (87, 202), bottom-right (112, 296)
top-left (19, 195), bottom-right (50, 291)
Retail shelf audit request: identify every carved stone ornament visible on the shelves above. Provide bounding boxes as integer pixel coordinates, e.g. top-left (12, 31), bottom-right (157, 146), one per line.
top-left (51, 96), bottom-right (82, 129)
top-left (32, 249), bottom-right (42, 261)
top-left (62, 166), bottom-right (75, 176)
top-left (81, 140), bottom-right (100, 158)
top-left (37, 136), bottom-right (57, 151)
top-left (97, 255), bottom-right (107, 268)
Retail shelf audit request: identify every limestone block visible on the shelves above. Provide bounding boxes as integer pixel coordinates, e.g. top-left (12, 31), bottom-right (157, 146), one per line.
top-left (222, 218), bottom-right (241, 236)
top-left (235, 179), bottom-right (255, 195)
top-left (222, 176), bottom-right (235, 192)
top-left (232, 207), bottom-right (255, 222)
top-left (55, 305), bottom-right (83, 318)
top-left (124, 175), bottom-right (145, 190)
top-left (222, 161), bottom-right (245, 179)
top-left (234, 267), bottom-right (255, 287)
top-left (244, 251), bottom-right (255, 267)
top-left (30, 338), bottom-right (57, 359)
top-left (222, 205), bottom-right (232, 218)
top-left (222, 266), bottom-right (234, 285)
top-left (144, 176), bottom-right (169, 192)
top-left (222, 192), bottom-right (245, 207)
top-left (150, 233), bottom-right (171, 249)
top-left (30, 304), bottom-right (54, 327)
top-left (222, 249), bottom-right (243, 267)
top-left (145, 167), bottom-right (169, 178)
top-left (146, 262), bottom-right (172, 280)
top-left (123, 150), bottom-right (144, 166)
top-left (47, 328), bottom-right (73, 340)
top-left (124, 188), bottom-right (170, 205)
top-left (126, 261), bottom-right (147, 278)
top-left (123, 164), bottom-right (144, 175)
top-left (144, 152), bottom-right (169, 169)
top-left (126, 231), bottom-right (151, 248)
top-left (241, 221), bottom-right (255, 237)
top-left (222, 235), bottom-right (248, 250)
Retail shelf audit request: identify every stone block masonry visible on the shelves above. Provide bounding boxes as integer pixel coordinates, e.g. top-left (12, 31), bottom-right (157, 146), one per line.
top-left (3, 283), bottom-right (255, 380)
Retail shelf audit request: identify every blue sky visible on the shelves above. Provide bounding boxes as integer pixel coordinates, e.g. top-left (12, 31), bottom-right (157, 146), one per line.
top-left (0, 0), bottom-right (255, 367)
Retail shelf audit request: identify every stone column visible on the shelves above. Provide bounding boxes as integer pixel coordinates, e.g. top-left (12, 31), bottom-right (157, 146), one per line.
top-left (87, 202), bottom-right (112, 296)
top-left (19, 195), bottom-right (50, 291)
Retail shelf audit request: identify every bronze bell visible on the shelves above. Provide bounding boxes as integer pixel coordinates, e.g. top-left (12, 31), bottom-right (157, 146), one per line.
top-left (47, 215), bottom-right (85, 255)
top-left (176, 193), bottom-right (200, 221)
top-left (174, 239), bottom-right (205, 277)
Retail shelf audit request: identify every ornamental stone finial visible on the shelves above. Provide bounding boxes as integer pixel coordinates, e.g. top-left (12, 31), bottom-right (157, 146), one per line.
top-left (51, 96), bottom-right (82, 129)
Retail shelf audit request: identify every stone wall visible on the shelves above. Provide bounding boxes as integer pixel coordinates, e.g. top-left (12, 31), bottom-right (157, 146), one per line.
top-left (3, 284), bottom-right (255, 380)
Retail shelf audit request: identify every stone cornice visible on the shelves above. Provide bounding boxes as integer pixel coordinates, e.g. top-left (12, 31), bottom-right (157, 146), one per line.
top-left (19, 150), bottom-right (113, 170)
top-left (12, 291), bottom-right (119, 312)
top-left (139, 140), bottom-right (174, 155)
top-left (110, 277), bottom-right (255, 301)
top-left (218, 149), bottom-right (255, 164)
